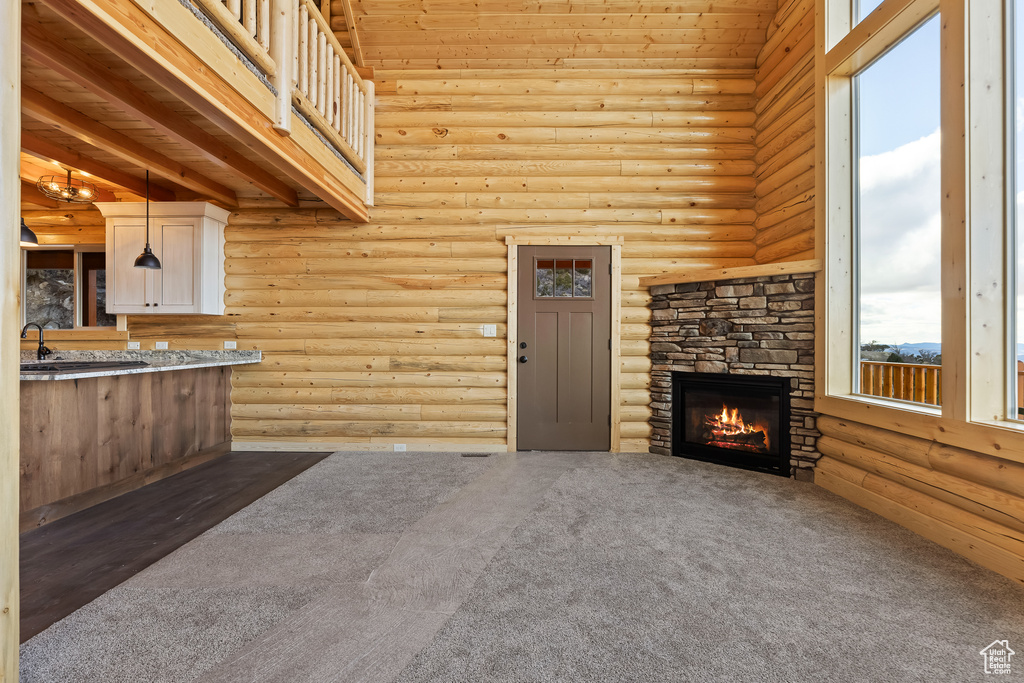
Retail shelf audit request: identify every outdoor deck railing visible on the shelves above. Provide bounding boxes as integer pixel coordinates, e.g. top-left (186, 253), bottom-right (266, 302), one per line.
top-left (860, 360), bottom-right (942, 406)
top-left (861, 360), bottom-right (1024, 413)
top-left (194, 0), bottom-right (374, 199)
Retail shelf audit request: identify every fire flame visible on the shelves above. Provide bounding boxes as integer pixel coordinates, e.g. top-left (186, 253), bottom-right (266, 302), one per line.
top-left (704, 403), bottom-right (771, 452)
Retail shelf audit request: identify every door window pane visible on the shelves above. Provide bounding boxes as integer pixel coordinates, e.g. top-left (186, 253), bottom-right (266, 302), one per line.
top-left (574, 260), bottom-right (592, 297)
top-left (536, 260), bottom-right (554, 297)
top-left (554, 260), bottom-right (573, 297)
top-left (536, 259), bottom-right (596, 299)
top-left (855, 15), bottom-right (941, 406)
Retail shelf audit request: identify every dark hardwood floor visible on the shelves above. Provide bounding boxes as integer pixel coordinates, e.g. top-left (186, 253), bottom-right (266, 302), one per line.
top-left (19, 451), bottom-right (329, 642)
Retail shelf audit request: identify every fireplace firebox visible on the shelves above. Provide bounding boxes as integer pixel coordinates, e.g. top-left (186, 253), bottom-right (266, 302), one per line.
top-left (672, 372), bottom-right (791, 476)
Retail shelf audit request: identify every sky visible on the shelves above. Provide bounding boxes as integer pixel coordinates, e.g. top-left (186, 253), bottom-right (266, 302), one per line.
top-left (854, 6), bottom-right (1024, 360)
top-left (856, 14), bottom-right (942, 346)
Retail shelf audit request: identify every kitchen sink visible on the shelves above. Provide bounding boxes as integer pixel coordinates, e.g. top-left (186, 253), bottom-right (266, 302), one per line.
top-left (20, 360), bottom-right (151, 373)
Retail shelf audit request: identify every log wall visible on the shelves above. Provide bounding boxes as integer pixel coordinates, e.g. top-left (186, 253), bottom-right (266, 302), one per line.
top-left (125, 68), bottom-right (760, 452)
top-left (815, 415), bottom-right (1024, 584)
top-left (752, 0), bottom-right (815, 264)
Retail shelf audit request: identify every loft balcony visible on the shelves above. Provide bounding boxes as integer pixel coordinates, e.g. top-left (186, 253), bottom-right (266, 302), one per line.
top-left (20, 0), bottom-right (373, 221)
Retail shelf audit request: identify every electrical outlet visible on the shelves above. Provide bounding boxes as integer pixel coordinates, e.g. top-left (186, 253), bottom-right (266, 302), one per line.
top-left (224, 341), bottom-right (237, 349)
top-left (394, 444), bottom-right (406, 452)
top-left (483, 324), bottom-right (496, 337)
top-left (155, 341), bottom-right (169, 350)
top-left (127, 341), bottom-right (140, 350)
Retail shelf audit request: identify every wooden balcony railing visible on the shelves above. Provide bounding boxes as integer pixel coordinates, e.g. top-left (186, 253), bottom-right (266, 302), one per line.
top-left (1019, 361), bottom-right (1024, 417)
top-left (194, 0), bottom-right (374, 202)
top-left (861, 360), bottom-right (1024, 413)
top-left (860, 360), bottom-right (942, 406)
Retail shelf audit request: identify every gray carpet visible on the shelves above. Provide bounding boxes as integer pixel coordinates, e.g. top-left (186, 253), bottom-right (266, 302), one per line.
top-left (20, 451), bottom-right (1024, 682)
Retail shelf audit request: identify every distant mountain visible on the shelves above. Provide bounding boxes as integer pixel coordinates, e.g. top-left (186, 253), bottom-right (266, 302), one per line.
top-left (890, 342), bottom-right (942, 357)
top-left (880, 342), bottom-right (1024, 362)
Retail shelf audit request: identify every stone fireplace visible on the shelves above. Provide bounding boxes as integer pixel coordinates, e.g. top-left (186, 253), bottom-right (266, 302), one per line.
top-left (646, 265), bottom-right (821, 479)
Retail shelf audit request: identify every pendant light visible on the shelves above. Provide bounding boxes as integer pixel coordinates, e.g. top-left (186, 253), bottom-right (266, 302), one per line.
top-left (134, 170), bottom-right (161, 270)
top-left (20, 218), bottom-right (38, 246)
top-left (36, 169), bottom-right (97, 204)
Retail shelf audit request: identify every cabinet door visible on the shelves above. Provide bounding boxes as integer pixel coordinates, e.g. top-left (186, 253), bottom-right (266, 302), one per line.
top-left (154, 223), bottom-right (197, 313)
top-left (107, 222), bottom-right (151, 313)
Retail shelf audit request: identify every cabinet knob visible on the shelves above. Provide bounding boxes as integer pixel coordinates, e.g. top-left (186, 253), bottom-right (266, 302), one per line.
top-left (145, 303), bottom-right (151, 307)
top-left (154, 302), bottom-right (159, 306)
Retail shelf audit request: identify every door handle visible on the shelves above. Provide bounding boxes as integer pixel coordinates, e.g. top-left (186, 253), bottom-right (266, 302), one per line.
top-left (518, 355), bottom-right (528, 364)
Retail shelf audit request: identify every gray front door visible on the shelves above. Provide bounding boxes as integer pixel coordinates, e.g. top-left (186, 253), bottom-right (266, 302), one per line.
top-left (517, 245), bottom-right (611, 450)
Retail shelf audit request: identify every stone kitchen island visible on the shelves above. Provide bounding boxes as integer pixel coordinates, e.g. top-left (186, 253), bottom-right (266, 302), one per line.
top-left (19, 350), bottom-right (260, 530)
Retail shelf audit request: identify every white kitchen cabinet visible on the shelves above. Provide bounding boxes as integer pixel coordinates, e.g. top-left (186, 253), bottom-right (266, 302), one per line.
top-left (96, 202), bottom-right (229, 315)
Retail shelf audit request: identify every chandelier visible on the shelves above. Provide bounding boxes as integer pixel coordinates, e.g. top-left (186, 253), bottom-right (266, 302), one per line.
top-left (36, 169), bottom-right (97, 204)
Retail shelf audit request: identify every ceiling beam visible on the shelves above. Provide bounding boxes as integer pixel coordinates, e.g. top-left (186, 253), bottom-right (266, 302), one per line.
top-left (21, 132), bottom-right (176, 202)
top-left (21, 87), bottom-right (238, 207)
top-left (21, 180), bottom-right (61, 209)
top-left (22, 22), bottom-right (299, 207)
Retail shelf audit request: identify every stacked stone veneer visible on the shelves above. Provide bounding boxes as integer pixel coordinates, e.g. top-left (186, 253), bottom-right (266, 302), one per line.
top-left (648, 271), bottom-right (821, 478)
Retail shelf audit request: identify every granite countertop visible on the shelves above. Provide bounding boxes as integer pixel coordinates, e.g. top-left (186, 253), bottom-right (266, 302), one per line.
top-left (19, 350), bottom-right (261, 381)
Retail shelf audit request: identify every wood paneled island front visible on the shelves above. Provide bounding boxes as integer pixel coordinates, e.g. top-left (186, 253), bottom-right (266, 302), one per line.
top-left (19, 351), bottom-right (260, 530)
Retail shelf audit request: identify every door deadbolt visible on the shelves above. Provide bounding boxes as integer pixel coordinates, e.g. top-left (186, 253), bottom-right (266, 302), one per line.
top-left (519, 342), bottom-right (527, 349)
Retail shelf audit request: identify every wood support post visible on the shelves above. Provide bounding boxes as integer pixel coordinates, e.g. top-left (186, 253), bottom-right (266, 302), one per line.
top-left (1, 0), bottom-right (20, 675)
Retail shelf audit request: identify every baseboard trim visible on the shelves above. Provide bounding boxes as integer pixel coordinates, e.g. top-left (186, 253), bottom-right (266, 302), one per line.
top-left (231, 441), bottom-right (508, 453)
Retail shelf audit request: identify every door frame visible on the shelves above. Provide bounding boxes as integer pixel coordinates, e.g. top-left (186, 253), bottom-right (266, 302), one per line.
top-left (505, 236), bottom-right (623, 452)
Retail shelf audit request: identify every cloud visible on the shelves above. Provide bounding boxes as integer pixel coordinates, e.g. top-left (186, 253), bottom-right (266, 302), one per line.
top-left (857, 129), bottom-right (942, 344)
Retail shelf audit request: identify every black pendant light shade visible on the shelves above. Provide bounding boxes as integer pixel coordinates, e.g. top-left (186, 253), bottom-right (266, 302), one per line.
top-left (134, 244), bottom-right (161, 269)
top-left (20, 218), bottom-right (38, 245)
top-left (135, 170), bottom-right (161, 270)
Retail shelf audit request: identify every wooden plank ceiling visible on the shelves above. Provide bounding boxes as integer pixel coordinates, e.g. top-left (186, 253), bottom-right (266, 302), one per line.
top-left (19, 0), bottom-right (304, 214)
top-left (334, 0), bottom-right (778, 70)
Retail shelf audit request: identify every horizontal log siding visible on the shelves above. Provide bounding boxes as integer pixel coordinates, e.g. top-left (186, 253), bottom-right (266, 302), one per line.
top-left (816, 416), bottom-right (1024, 584)
top-left (752, 0), bottom-right (814, 264)
top-left (129, 69), bottom-right (759, 451)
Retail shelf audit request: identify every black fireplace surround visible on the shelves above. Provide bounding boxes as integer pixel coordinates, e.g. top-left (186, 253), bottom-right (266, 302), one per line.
top-left (672, 372), bottom-right (791, 476)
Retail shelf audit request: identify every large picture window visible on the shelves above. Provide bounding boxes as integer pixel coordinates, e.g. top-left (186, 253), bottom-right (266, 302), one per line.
top-left (855, 15), bottom-right (941, 406)
top-left (822, 0), bottom-right (1024, 446)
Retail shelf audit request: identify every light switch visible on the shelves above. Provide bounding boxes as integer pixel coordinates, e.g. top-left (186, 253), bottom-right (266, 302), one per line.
top-left (127, 341), bottom-right (141, 350)
top-left (483, 324), bottom-right (497, 337)
top-left (394, 444), bottom-right (407, 452)
top-left (155, 341), bottom-right (169, 350)
top-left (224, 341), bottom-right (237, 349)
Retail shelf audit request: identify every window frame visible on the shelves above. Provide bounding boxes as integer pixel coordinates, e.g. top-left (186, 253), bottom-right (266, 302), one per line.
top-left (21, 243), bottom-right (113, 330)
top-left (816, 0), bottom-right (1024, 462)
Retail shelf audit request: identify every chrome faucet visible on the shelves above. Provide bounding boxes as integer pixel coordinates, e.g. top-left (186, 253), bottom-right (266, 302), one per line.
top-left (21, 323), bottom-right (52, 361)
